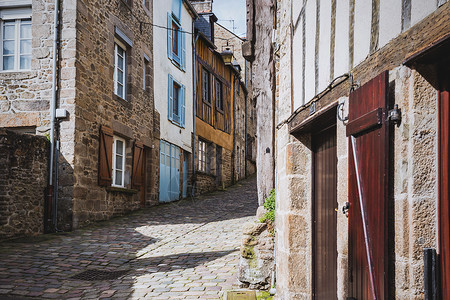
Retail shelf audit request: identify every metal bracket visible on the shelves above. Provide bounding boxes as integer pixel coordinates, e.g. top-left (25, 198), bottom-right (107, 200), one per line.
top-left (386, 104), bottom-right (402, 126)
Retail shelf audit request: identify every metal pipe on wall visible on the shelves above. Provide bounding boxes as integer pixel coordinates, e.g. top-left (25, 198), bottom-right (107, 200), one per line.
top-left (47, 0), bottom-right (60, 232)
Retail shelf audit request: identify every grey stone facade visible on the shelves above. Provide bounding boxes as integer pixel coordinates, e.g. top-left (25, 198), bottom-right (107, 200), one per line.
top-left (0, 0), bottom-right (158, 231)
top-left (0, 129), bottom-right (49, 239)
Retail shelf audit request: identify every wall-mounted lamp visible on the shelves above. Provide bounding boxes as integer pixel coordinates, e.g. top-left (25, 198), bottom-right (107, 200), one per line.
top-left (221, 47), bottom-right (233, 66)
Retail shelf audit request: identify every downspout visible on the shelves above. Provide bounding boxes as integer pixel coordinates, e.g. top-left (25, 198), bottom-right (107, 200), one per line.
top-left (48, 0), bottom-right (60, 232)
top-left (192, 24), bottom-right (199, 198)
top-left (270, 0), bottom-right (280, 294)
top-left (244, 84), bottom-right (248, 178)
top-left (231, 75), bottom-right (236, 185)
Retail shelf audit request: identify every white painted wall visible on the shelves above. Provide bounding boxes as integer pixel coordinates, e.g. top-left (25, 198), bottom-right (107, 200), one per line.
top-left (334, 0), bottom-right (349, 77)
top-left (379, 0), bottom-right (402, 49)
top-left (318, 0), bottom-right (331, 91)
top-left (291, 0), bottom-right (442, 113)
top-left (293, 16), bottom-right (304, 109)
top-left (353, 0), bottom-right (371, 67)
top-left (411, 0), bottom-right (437, 26)
top-left (153, 0), bottom-right (194, 152)
top-left (304, 0), bottom-right (316, 102)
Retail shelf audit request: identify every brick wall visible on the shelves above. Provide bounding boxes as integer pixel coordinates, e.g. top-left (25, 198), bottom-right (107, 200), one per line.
top-left (0, 129), bottom-right (49, 240)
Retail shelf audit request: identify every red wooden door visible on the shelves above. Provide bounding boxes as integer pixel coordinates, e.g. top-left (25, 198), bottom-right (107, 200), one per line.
top-left (346, 71), bottom-right (391, 300)
top-left (439, 72), bottom-right (450, 299)
top-left (312, 124), bottom-right (338, 299)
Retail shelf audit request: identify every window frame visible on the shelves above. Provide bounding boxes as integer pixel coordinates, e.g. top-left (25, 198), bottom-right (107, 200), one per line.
top-left (167, 12), bottom-right (185, 71)
top-left (114, 40), bottom-right (127, 100)
top-left (143, 54), bottom-right (150, 92)
top-left (215, 78), bottom-right (224, 112)
top-left (112, 136), bottom-right (126, 188)
top-left (168, 74), bottom-right (185, 127)
top-left (198, 139), bottom-right (207, 173)
top-left (0, 13), bottom-right (32, 72)
top-left (202, 67), bottom-right (211, 105)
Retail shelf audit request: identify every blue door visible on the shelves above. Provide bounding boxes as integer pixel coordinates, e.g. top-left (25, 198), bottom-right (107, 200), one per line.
top-left (159, 140), bottom-right (180, 202)
top-left (182, 153), bottom-right (187, 198)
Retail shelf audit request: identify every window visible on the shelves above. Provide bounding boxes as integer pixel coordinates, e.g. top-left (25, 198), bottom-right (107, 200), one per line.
top-left (168, 74), bottom-right (186, 127)
top-left (167, 13), bottom-right (186, 70)
top-left (202, 68), bottom-right (210, 104)
top-left (114, 41), bottom-right (127, 99)
top-left (112, 136), bottom-right (126, 187)
top-left (1, 11), bottom-right (31, 71)
top-left (215, 79), bottom-right (223, 111)
top-left (172, 21), bottom-right (179, 59)
top-left (143, 54), bottom-right (150, 91)
top-left (199, 139), bottom-right (207, 173)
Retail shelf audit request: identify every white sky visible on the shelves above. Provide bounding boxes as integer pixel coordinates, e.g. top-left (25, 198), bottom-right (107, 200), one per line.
top-left (213, 0), bottom-right (247, 38)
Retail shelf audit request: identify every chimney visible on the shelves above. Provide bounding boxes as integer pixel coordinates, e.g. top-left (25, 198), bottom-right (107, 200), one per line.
top-left (189, 0), bottom-right (213, 14)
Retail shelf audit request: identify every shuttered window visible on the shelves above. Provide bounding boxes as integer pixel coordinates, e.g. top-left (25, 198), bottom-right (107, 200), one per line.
top-left (98, 126), bottom-right (114, 186)
top-left (167, 13), bottom-right (186, 71)
top-left (132, 141), bottom-right (144, 188)
top-left (168, 74), bottom-right (186, 127)
top-left (215, 79), bottom-right (223, 111)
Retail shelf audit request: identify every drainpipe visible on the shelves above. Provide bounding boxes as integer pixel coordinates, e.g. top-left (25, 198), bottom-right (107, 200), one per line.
top-left (47, 0), bottom-right (60, 232)
top-left (192, 24), bottom-right (199, 198)
top-left (244, 84), bottom-right (248, 178)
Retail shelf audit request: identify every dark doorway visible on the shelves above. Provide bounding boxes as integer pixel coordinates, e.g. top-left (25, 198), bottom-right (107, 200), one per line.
top-left (312, 124), bottom-right (337, 300)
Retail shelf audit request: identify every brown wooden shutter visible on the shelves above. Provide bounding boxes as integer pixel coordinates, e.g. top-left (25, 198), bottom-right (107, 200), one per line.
top-left (98, 126), bottom-right (113, 186)
top-left (439, 75), bottom-right (450, 300)
top-left (347, 71), bottom-right (391, 300)
top-left (132, 141), bottom-right (144, 188)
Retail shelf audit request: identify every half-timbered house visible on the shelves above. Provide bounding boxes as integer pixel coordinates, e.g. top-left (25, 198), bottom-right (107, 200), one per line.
top-left (245, 0), bottom-right (450, 298)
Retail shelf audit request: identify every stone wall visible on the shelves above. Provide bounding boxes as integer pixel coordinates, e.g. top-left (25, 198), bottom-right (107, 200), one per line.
top-left (72, 0), bottom-right (158, 228)
top-left (194, 135), bottom-right (233, 195)
top-left (0, 0), bottom-right (78, 230)
top-left (0, 129), bottom-right (49, 240)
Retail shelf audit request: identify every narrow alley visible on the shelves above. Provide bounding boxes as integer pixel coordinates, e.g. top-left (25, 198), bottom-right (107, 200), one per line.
top-left (0, 177), bottom-right (258, 299)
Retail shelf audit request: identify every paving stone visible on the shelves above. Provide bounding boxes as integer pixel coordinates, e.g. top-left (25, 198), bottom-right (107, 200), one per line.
top-left (0, 177), bottom-right (257, 299)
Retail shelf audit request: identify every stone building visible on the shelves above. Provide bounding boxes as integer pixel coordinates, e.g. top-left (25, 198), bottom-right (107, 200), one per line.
top-left (246, 0), bottom-right (450, 299)
top-left (0, 0), bottom-right (159, 232)
top-left (153, 0), bottom-right (197, 202)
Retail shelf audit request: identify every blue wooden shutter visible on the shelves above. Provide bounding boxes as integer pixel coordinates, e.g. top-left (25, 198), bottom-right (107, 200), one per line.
top-left (168, 74), bottom-right (173, 121)
top-left (167, 13), bottom-right (173, 60)
top-left (181, 84), bottom-right (186, 127)
top-left (172, 0), bottom-right (181, 21)
top-left (181, 29), bottom-right (186, 71)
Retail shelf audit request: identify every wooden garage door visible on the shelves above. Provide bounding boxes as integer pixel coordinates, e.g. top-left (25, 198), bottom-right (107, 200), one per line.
top-left (346, 71), bottom-right (391, 300)
top-left (312, 124), bottom-right (337, 299)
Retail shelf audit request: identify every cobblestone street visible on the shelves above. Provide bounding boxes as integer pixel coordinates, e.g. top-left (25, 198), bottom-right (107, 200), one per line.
top-left (0, 177), bottom-right (258, 299)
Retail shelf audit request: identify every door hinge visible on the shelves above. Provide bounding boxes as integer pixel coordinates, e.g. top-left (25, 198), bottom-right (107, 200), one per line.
top-left (386, 104), bottom-right (402, 126)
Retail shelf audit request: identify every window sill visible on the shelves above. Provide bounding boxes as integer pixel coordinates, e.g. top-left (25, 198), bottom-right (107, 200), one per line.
top-left (113, 94), bottom-right (132, 109)
top-left (0, 70), bottom-right (37, 80)
top-left (106, 186), bottom-right (139, 194)
top-left (170, 119), bottom-right (184, 128)
top-left (170, 58), bottom-right (185, 72)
